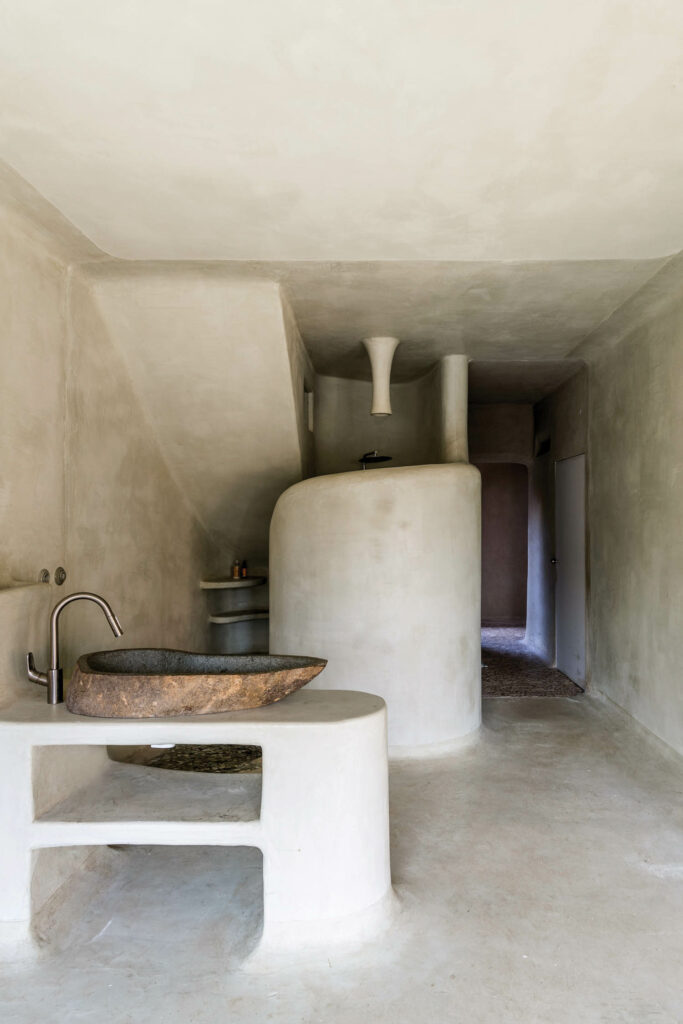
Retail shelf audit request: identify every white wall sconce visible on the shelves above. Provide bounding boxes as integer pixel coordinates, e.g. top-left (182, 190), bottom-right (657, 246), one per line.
top-left (362, 336), bottom-right (400, 416)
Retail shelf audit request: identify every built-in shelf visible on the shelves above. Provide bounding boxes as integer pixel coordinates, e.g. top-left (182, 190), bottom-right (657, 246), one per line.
top-left (209, 610), bottom-right (269, 625)
top-left (32, 761), bottom-right (262, 847)
top-left (200, 576), bottom-right (266, 590)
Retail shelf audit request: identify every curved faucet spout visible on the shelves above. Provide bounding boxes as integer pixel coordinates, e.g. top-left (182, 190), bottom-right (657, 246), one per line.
top-left (50, 593), bottom-right (123, 670)
top-left (27, 592), bottom-right (124, 705)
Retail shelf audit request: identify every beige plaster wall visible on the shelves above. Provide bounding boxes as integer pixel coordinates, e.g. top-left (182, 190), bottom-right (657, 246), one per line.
top-left (88, 267), bottom-right (305, 568)
top-left (281, 291), bottom-right (316, 480)
top-left (0, 193), bottom-right (210, 707)
top-left (0, 180), bottom-right (213, 915)
top-left (525, 455), bottom-right (555, 664)
top-left (526, 369), bottom-right (588, 663)
top-left (0, 216), bottom-right (66, 588)
top-left (544, 368), bottom-right (589, 463)
top-left (59, 273), bottom-right (210, 678)
top-left (576, 256), bottom-right (683, 753)
top-left (314, 371), bottom-right (439, 476)
top-left (0, 209), bottom-right (69, 703)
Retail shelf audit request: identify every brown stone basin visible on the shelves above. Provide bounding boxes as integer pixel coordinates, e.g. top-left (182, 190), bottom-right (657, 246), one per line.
top-left (66, 649), bottom-right (327, 718)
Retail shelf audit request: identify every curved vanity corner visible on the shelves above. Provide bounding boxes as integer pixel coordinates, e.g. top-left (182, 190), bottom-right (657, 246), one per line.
top-left (269, 463), bottom-right (482, 751)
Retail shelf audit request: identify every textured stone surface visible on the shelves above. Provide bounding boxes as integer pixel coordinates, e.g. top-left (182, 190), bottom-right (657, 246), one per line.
top-left (115, 744), bottom-right (263, 774)
top-left (66, 649), bottom-right (326, 718)
top-left (482, 627), bottom-right (582, 697)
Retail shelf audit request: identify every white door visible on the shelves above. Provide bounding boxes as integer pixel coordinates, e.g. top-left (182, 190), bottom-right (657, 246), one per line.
top-left (554, 454), bottom-right (586, 685)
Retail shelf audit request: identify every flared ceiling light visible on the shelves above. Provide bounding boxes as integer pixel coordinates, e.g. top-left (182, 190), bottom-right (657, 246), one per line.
top-left (362, 336), bottom-right (400, 416)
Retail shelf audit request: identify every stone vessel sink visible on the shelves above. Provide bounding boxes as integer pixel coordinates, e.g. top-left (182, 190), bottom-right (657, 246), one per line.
top-left (66, 649), bottom-right (327, 718)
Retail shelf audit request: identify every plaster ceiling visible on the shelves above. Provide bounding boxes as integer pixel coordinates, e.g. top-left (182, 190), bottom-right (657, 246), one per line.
top-left (234, 257), bottom-right (664, 379)
top-left (1, 1), bottom-right (682, 261)
top-left (87, 256), bottom-right (667, 380)
top-left (468, 360), bottom-right (584, 404)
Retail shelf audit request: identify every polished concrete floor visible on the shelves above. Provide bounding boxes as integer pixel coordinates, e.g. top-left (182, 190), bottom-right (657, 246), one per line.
top-left (2, 696), bottom-right (683, 1023)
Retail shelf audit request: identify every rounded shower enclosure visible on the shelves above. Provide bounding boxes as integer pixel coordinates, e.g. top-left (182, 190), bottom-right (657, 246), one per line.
top-left (269, 463), bottom-right (481, 753)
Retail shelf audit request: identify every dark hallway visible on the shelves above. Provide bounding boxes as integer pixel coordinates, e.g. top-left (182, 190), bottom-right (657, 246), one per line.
top-left (482, 628), bottom-right (583, 697)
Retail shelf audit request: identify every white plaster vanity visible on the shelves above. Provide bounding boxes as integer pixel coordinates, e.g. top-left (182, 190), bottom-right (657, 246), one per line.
top-left (0, 688), bottom-right (391, 956)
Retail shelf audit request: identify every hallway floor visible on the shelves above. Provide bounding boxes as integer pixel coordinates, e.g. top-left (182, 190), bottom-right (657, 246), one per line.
top-left (482, 627), bottom-right (584, 697)
top-left (2, 697), bottom-right (682, 1023)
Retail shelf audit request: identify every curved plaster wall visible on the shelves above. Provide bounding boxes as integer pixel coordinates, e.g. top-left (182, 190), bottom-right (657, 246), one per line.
top-left (270, 464), bottom-right (481, 750)
top-left (438, 354), bottom-right (469, 463)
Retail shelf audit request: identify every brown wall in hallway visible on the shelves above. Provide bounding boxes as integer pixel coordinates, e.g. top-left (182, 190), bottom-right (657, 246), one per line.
top-left (469, 404), bottom-right (533, 463)
top-left (475, 463), bottom-right (528, 626)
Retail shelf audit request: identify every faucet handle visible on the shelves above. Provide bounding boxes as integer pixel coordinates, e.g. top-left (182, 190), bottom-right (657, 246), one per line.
top-left (27, 652), bottom-right (48, 686)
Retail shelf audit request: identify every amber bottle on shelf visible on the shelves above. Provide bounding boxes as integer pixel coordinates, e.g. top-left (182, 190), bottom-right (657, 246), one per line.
top-left (232, 559), bottom-right (241, 580)
top-left (240, 560), bottom-right (248, 578)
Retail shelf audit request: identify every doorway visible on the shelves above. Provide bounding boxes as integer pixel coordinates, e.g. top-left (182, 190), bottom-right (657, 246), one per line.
top-left (475, 458), bottom-right (584, 698)
top-left (468, 359), bottom-right (588, 698)
top-left (554, 454), bottom-right (587, 685)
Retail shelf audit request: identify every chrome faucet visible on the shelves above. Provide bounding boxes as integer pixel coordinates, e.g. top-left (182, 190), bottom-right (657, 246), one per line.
top-left (27, 592), bottom-right (123, 705)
